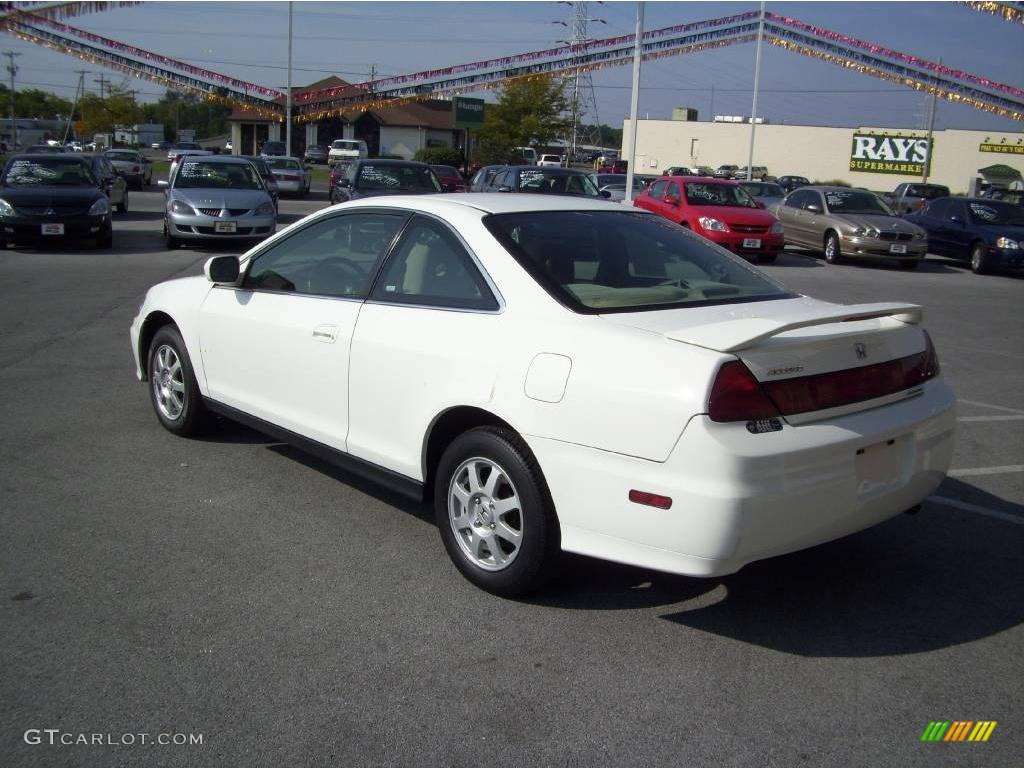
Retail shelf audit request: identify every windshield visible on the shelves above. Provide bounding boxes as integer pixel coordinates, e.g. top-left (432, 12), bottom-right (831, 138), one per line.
top-left (684, 182), bottom-right (757, 208)
top-left (484, 210), bottom-right (791, 313)
top-left (3, 158), bottom-right (96, 186)
top-left (106, 151), bottom-right (139, 162)
top-left (332, 141), bottom-right (360, 151)
top-left (267, 158), bottom-right (302, 171)
top-left (824, 189), bottom-right (893, 215)
top-left (968, 201), bottom-right (1024, 226)
top-left (356, 164), bottom-right (441, 192)
top-left (174, 161), bottom-right (261, 190)
top-left (515, 170), bottom-right (599, 197)
top-left (741, 182), bottom-right (784, 198)
top-left (431, 165), bottom-right (461, 178)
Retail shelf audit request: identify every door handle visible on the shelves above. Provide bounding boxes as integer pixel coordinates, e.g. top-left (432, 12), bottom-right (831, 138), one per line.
top-left (312, 324), bottom-right (338, 343)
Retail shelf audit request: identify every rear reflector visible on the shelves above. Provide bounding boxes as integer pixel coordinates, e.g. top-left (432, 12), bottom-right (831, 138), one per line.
top-left (629, 490), bottom-right (673, 509)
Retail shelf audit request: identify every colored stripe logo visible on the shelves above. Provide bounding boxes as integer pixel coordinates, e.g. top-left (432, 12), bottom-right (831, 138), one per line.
top-left (921, 721), bottom-right (997, 742)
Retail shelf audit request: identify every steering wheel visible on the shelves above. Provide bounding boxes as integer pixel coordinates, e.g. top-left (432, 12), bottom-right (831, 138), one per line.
top-left (306, 257), bottom-right (366, 295)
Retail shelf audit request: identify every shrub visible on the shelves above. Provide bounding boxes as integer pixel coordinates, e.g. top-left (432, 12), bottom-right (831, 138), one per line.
top-left (413, 147), bottom-right (463, 167)
top-left (813, 178), bottom-right (851, 187)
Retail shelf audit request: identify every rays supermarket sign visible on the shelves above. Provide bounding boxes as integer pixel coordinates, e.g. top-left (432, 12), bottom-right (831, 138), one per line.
top-left (849, 133), bottom-right (932, 175)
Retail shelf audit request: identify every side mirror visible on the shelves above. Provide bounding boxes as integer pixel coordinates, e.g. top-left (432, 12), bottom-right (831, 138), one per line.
top-left (755, 200), bottom-right (766, 209)
top-left (948, 215), bottom-right (963, 225)
top-left (805, 203), bottom-right (822, 214)
top-left (600, 189), bottom-right (612, 199)
top-left (497, 186), bottom-right (512, 193)
top-left (664, 194), bottom-right (680, 206)
top-left (157, 180), bottom-right (168, 188)
top-left (204, 256), bottom-right (240, 284)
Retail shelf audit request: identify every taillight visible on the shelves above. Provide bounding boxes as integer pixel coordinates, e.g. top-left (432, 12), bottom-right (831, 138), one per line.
top-left (708, 360), bottom-right (780, 422)
top-left (922, 329), bottom-right (940, 378)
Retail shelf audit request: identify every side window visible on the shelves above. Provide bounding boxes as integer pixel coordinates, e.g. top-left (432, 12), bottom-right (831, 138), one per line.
top-left (370, 216), bottom-right (498, 311)
top-left (802, 190), bottom-right (823, 210)
top-left (945, 201), bottom-right (966, 222)
top-left (784, 190), bottom-right (808, 209)
top-left (649, 180), bottom-right (668, 198)
top-left (243, 212), bottom-right (405, 298)
top-left (667, 182), bottom-right (681, 199)
top-left (493, 170), bottom-right (512, 189)
top-left (926, 198), bottom-right (948, 219)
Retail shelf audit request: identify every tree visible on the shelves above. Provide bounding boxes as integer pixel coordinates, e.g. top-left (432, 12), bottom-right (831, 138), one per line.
top-left (0, 87), bottom-right (74, 120)
top-left (79, 85), bottom-right (141, 138)
top-left (473, 77), bottom-right (571, 165)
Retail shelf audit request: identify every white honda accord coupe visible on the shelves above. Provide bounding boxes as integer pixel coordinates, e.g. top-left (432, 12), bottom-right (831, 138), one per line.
top-left (131, 194), bottom-right (956, 596)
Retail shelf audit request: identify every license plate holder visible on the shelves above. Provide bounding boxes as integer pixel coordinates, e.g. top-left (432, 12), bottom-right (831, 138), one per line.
top-left (742, 237), bottom-right (762, 249)
top-left (855, 436), bottom-right (909, 498)
top-left (889, 243), bottom-right (907, 254)
top-left (214, 221), bottom-right (237, 233)
top-left (41, 223), bottom-right (65, 235)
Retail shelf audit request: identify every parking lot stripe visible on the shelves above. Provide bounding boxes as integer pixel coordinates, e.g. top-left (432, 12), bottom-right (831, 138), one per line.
top-left (957, 415), bottom-right (1024, 422)
top-left (958, 399), bottom-right (1024, 415)
top-left (928, 496), bottom-right (1024, 526)
top-left (947, 465), bottom-right (1024, 478)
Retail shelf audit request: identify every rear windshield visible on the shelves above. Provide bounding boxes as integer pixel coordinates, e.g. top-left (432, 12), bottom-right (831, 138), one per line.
top-left (332, 141), bottom-right (361, 150)
top-left (824, 189), bottom-right (892, 215)
top-left (907, 184), bottom-right (949, 199)
top-left (267, 158), bottom-right (302, 171)
top-left (684, 182), bottom-right (757, 208)
top-left (174, 161), bottom-right (261, 190)
top-left (484, 210), bottom-right (792, 313)
top-left (515, 170), bottom-right (599, 196)
top-left (431, 165), bottom-right (461, 177)
top-left (356, 164), bottom-right (441, 192)
top-left (3, 157), bottom-right (96, 186)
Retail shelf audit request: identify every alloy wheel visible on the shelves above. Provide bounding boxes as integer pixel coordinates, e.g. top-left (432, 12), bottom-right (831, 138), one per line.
top-left (448, 457), bottom-right (523, 572)
top-left (151, 344), bottom-right (185, 420)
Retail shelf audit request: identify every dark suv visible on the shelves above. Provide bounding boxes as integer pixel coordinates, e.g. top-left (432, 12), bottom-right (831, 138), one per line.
top-left (330, 159), bottom-right (444, 204)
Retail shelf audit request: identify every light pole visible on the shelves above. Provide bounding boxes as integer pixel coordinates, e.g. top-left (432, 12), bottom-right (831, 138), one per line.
top-left (745, 1), bottom-right (766, 181)
top-left (624, 2), bottom-right (644, 204)
top-left (286, 1), bottom-right (293, 156)
top-left (4, 51), bottom-right (21, 150)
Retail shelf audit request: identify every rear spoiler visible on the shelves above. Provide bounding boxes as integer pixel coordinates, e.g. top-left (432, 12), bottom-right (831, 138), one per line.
top-left (664, 302), bottom-right (923, 353)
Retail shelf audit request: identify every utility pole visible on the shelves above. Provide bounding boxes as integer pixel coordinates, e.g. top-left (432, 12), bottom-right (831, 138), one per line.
top-left (3, 51), bottom-right (21, 150)
top-left (624, 2), bottom-right (644, 204)
top-left (921, 58), bottom-right (939, 184)
top-left (745, 0), bottom-right (766, 181)
top-left (285, 0), bottom-right (293, 157)
top-left (94, 73), bottom-right (108, 99)
top-left (62, 69), bottom-right (88, 144)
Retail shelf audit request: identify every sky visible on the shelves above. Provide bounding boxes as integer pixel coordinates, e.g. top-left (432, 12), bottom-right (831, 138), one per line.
top-left (2, 0), bottom-right (1022, 132)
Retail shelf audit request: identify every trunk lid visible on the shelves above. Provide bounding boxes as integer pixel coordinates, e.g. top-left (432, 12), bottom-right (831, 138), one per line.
top-left (602, 297), bottom-right (932, 421)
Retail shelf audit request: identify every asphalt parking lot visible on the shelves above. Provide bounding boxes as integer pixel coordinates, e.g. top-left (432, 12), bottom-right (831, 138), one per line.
top-left (1, 185), bottom-right (1021, 767)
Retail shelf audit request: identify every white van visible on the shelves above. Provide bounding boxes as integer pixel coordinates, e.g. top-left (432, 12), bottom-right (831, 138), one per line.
top-left (513, 146), bottom-right (538, 165)
top-left (328, 139), bottom-right (369, 166)
top-left (537, 154), bottom-right (563, 168)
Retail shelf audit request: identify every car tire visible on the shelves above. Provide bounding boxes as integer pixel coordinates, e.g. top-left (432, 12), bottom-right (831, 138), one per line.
top-left (969, 241), bottom-right (989, 274)
top-left (434, 426), bottom-right (560, 597)
top-left (165, 225), bottom-right (180, 250)
top-left (116, 191), bottom-right (128, 214)
top-left (147, 325), bottom-right (211, 437)
top-left (824, 231), bottom-right (843, 264)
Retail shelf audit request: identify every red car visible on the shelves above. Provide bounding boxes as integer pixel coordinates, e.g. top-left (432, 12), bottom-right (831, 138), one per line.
top-left (633, 176), bottom-right (785, 263)
top-left (430, 165), bottom-right (466, 192)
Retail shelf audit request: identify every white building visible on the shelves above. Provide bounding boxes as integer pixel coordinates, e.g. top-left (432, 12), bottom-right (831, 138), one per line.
top-left (622, 118), bottom-right (1024, 193)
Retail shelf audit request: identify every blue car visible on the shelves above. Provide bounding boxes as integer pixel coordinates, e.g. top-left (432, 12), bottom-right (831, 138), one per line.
top-left (905, 197), bottom-right (1024, 274)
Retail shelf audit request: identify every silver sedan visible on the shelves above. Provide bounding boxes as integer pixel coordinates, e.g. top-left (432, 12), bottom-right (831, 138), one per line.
top-left (265, 156), bottom-right (311, 198)
top-left (159, 156), bottom-right (276, 248)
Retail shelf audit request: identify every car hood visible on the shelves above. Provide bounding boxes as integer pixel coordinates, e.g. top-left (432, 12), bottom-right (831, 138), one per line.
top-left (828, 213), bottom-right (922, 233)
top-left (0, 184), bottom-right (103, 206)
top-left (171, 188), bottom-right (270, 208)
top-left (688, 204), bottom-right (777, 225)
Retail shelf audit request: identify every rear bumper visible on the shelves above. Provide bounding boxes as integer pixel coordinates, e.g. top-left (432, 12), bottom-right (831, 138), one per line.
top-left (526, 378), bottom-right (956, 577)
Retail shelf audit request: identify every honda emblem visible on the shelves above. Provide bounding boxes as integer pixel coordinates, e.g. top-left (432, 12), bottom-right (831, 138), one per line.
top-left (854, 343), bottom-right (867, 360)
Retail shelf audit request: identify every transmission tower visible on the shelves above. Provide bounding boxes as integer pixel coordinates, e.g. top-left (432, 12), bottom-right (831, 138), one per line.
top-left (555, 2), bottom-right (605, 160)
